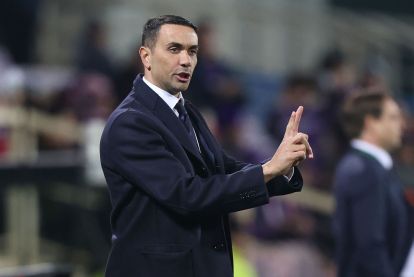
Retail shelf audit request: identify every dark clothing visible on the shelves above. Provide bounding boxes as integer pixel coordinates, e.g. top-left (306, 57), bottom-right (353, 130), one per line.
top-left (100, 75), bottom-right (303, 277)
top-left (333, 148), bottom-right (411, 277)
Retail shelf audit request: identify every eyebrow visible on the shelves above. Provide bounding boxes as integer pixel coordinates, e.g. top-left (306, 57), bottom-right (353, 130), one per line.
top-left (166, 42), bottom-right (198, 49)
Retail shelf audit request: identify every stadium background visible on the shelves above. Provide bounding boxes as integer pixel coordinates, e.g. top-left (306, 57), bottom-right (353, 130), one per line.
top-left (0, 0), bottom-right (413, 276)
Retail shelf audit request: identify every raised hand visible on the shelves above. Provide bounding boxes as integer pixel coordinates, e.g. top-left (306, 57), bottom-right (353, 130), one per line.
top-left (285, 106), bottom-right (313, 159)
top-left (262, 106), bottom-right (313, 182)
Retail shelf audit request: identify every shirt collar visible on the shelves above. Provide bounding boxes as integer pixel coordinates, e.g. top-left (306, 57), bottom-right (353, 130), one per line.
top-left (142, 77), bottom-right (184, 111)
top-left (351, 139), bottom-right (393, 169)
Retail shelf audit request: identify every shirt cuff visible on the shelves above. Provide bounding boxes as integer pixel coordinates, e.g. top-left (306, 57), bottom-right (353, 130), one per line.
top-left (283, 167), bottom-right (294, 181)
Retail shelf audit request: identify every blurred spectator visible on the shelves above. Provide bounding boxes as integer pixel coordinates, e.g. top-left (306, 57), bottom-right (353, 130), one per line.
top-left (63, 74), bottom-right (115, 121)
top-left (398, 140), bottom-right (414, 187)
top-left (399, 45), bottom-right (414, 106)
top-left (187, 20), bottom-right (246, 134)
top-left (266, 73), bottom-right (330, 187)
top-left (359, 53), bottom-right (390, 93)
top-left (318, 49), bottom-right (358, 175)
top-left (0, 59), bottom-right (26, 160)
top-left (318, 49), bottom-right (356, 97)
top-left (75, 20), bottom-right (116, 81)
top-left (186, 20), bottom-right (258, 167)
top-left (115, 48), bottom-right (144, 104)
top-left (396, 114), bottom-right (414, 206)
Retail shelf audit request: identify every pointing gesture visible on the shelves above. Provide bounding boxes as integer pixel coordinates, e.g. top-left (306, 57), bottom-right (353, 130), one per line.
top-left (285, 106), bottom-right (302, 137)
top-left (285, 106), bottom-right (313, 159)
top-left (262, 106), bottom-right (313, 183)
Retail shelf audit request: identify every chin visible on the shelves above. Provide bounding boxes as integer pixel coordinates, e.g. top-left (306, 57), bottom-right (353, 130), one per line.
top-left (176, 84), bottom-right (190, 92)
top-left (388, 142), bottom-right (402, 152)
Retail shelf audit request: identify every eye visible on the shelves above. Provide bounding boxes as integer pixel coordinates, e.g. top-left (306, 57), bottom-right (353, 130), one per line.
top-left (189, 49), bottom-right (198, 56)
top-left (169, 47), bottom-right (180, 53)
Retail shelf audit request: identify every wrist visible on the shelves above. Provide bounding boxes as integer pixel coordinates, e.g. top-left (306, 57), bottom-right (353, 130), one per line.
top-left (262, 163), bottom-right (275, 183)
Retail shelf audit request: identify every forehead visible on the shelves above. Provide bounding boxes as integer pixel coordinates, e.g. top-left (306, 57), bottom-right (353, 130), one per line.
top-left (156, 24), bottom-right (198, 45)
top-left (382, 98), bottom-right (400, 115)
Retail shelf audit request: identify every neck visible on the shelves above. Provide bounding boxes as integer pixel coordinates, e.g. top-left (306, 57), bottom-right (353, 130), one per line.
top-left (359, 133), bottom-right (385, 151)
top-left (143, 74), bottom-right (180, 98)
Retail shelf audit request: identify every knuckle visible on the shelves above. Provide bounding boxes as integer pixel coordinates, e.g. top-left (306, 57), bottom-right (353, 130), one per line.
top-left (297, 132), bottom-right (307, 139)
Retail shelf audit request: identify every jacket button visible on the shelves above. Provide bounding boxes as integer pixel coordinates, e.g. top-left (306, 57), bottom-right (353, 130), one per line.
top-left (248, 190), bottom-right (256, 198)
top-left (211, 242), bottom-right (225, 251)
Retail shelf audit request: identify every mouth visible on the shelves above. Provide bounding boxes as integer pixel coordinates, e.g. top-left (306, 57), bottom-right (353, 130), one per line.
top-left (175, 72), bottom-right (191, 83)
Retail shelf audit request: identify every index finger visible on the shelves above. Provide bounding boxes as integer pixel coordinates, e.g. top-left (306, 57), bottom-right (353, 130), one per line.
top-left (292, 106), bottom-right (303, 133)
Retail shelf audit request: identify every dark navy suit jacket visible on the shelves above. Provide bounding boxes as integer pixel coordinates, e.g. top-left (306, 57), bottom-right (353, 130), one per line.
top-left (100, 75), bottom-right (303, 277)
top-left (333, 148), bottom-right (411, 277)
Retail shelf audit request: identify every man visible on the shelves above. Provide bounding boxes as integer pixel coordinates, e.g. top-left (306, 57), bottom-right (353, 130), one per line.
top-left (333, 92), bottom-right (412, 276)
top-left (100, 15), bottom-right (312, 277)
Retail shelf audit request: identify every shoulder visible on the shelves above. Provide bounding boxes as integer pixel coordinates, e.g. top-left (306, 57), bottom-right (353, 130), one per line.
top-left (101, 93), bottom-right (160, 145)
top-left (107, 94), bottom-right (147, 126)
top-left (334, 151), bottom-right (383, 196)
top-left (336, 151), bottom-right (367, 177)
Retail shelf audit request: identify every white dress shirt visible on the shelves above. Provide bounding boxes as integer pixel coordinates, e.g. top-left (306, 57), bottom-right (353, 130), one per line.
top-left (143, 77), bottom-right (182, 116)
top-left (351, 139), bottom-right (393, 169)
top-left (143, 77), bottom-right (200, 150)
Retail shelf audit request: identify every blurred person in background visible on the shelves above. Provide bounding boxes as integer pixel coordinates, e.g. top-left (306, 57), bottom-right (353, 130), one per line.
top-left (318, 49), bottom-right (357, 164)
top-left (100, 15), bottom-right (313, 277)
top-left (333, 91), bottom-right (413, 277)
top-left (0, 51), bottom-right (26, 160)
top-left (75, 19), bottom-right (116, 84)
top-left (55, 74), bottom-right (116, 122)
top-left (186, 20), bottom-right (246, 137)
top-left (115, 48), bottom-right (144, 104)
top-left (187, 21), bottom-right (272, 166)
top-left (266, 73), bottom-right (330, 188)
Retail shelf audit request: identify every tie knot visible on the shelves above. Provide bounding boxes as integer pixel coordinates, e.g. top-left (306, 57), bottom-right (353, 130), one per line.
top-left (175, 99), bottom-right (195, 138)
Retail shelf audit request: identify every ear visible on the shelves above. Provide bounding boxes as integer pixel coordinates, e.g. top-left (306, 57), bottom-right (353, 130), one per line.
top-left (139, 46), bottom-right (151, 71)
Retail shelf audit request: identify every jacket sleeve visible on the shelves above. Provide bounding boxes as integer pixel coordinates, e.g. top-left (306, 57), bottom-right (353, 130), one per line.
top-left (105, 112), bottom-right (270, 217)
top-left (221, 152), bottom-right (303, 197)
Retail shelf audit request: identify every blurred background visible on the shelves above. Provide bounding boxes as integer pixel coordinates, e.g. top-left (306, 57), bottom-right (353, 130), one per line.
top-left (0, 0), bottom-right (413, 276)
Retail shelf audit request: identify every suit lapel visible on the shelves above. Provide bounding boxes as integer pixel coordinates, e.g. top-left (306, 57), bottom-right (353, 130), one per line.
top-left (186, 102), bottom-right (224, 171)
top-left (132, 75), bottom-right (206, 167)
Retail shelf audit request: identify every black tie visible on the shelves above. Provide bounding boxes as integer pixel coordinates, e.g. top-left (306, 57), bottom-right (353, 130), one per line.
top-left (175, 99), bottom-right (199, 149)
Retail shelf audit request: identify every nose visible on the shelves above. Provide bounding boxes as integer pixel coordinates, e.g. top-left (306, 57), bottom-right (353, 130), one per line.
top-left (179, 51), bottom-right (191, 67)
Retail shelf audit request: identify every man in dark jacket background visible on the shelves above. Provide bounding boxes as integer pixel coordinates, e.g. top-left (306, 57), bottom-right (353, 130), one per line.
top-left (333, 91), bottom-right (412, 276)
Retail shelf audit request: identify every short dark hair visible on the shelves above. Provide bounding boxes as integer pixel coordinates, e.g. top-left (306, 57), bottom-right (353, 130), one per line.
top-left (141, 15), bottom-right (198, 49)
top-left (340, 91), bottom-right (390, 139)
